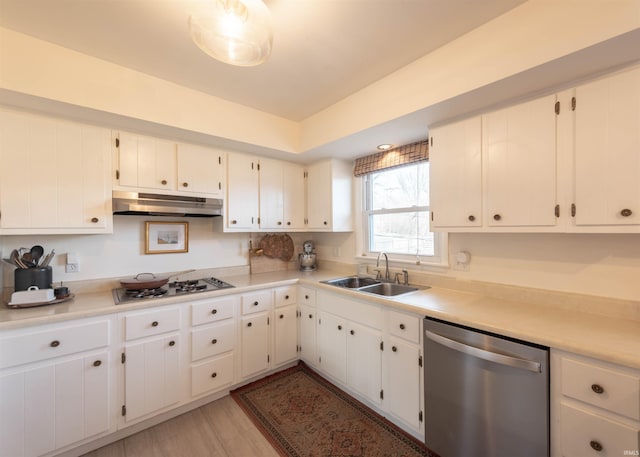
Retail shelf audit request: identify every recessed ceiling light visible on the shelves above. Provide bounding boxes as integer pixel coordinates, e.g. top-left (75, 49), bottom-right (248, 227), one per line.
top-left (377, 144), bottom-right (393, 150)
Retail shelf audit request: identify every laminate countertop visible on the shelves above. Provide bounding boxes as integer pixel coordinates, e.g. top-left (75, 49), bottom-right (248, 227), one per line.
top-left (1, 269), bottom-right (639, 370)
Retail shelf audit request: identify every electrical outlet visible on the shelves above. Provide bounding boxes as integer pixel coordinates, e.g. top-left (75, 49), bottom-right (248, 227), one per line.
top-left (65, 263), bottom-right (79, 273)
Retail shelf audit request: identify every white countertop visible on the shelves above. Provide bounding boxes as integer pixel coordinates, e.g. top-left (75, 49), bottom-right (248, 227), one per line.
top-left (2, 269), bottom-right (639, 370)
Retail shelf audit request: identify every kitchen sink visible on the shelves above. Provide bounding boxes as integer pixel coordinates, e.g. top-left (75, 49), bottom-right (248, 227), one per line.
top-left (322, 276), bottom-right (381, 288)
top-left (322, 275), bottom-right (427, 297)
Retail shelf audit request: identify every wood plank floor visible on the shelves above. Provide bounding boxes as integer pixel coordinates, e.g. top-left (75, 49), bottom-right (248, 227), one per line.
top-left (82, 396), bottom-right (280, 457)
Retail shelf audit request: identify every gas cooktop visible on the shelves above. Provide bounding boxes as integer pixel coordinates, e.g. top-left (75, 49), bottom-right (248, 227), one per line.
top-left (112, 277), bottom-right (235, 305)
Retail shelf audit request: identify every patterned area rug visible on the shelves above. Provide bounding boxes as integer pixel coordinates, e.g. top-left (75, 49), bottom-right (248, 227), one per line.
top-left (231, 363), bottom-right (439, 457)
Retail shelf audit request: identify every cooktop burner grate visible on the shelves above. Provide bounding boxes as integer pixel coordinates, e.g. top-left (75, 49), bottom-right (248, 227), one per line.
top-left (113, 277), bottom-right (234, 304)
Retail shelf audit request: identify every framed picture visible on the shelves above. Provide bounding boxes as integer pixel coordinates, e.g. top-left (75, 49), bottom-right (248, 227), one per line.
top-left (145, 221), bottom-right (189, 254)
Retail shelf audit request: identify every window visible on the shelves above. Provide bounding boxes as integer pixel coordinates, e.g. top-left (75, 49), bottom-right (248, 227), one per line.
top-left (363, 162), bottom-right (444, 264)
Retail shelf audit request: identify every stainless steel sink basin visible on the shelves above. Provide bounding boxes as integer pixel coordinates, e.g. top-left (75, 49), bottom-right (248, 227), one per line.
top-left (357, 282), bottom-right (420, 296)
top-left (322, 276), bottom-right (381, 289)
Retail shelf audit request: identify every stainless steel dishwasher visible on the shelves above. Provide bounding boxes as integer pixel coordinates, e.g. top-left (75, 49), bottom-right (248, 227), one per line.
top-left (423, 317), bottom-right (549, 457)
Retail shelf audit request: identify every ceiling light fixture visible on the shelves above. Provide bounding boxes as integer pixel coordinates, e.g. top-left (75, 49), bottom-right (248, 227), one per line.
top-left (189, 0), bottom-right (273, 67)
top-left (377, 144), bottom-right (394, 150)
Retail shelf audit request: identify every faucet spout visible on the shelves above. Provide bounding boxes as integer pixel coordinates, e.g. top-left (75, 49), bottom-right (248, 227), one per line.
top-left (376, 252), bottom-right (391, 281)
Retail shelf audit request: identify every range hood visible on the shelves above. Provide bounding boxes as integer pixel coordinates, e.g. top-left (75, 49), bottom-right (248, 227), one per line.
top-left (113, 191), bottom-right (222, 217)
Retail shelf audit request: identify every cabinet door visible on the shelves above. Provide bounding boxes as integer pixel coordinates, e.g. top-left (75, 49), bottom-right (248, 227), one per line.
top-left (0, 352), bottom-right (110, 457)
top-left (240, 313), bottom-right (270, 379)
top-left (346, 322), bottom-right (382, 405)
top-left (0, 110), bottom-right (112, 233)
top-left (317, 311), bottom-right (347, 384)
top-left (306, 160), bottom-right (332, 229)
top-left (273, 304), bottom-right (298, 366)
top-left (430, 116), bottom-right (482, 228)
top-left (118, 132), bottom-right (176, 191)
top-left (483, 95), bottom-right (558, 227)
top-left (283, 162), bottom-right (306, 229)
top-left (177, 143), bottom-right (224, 196)
top-left (574, 66), bottom-right (640, 226)
top-left (258, 157), bottom-right (284, 229)
top-left (226, 153), bottom-right (259, 230)
top-left (124, 334), bottom-right (181, 423)
top-left (384, 337), bottom-right (422, 432)
top-left (298, 304), bottom-right (317, 367)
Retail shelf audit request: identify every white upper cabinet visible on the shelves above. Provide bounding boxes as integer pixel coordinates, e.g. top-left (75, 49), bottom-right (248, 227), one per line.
top-left (176, 143), bottom-right (224, 197)
top-left (226, 152), bottom-right (259, 231)
top-left (259, 158), bottom-right (305, 230)
top-left (116, 132), bottom-right (176, 191)
top-left (282, 161), bottom-right (306, 229)
top-left (306, 159), bottom-right (353, 231)
top-left (573, 65), bottom-right (640, 228)
top-left (483, 94), bottom-right (558, 228)
top-left (0, 109), bottom-right (112, 234)
top-left (430, 116), bottom-right (482, 228)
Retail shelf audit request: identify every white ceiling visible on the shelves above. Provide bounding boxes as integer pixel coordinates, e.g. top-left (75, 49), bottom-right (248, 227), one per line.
top-left (0, 0), bottom-right (527, 122)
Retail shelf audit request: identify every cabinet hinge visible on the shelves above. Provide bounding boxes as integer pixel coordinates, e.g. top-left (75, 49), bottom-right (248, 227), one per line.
top-left (319, 356), bottom-right (322, 364)
top-left (304, 171), bottom-right (308, 178)
top-left (258, 217), bottom-right (261, 224)
top-left (318, 318), bottom-right (321, 325)
top-left (251, 162), bottom-right (254, 170)
top-left (380, 341), bottom-right (384, 351)
top-left (121, 405), bottom-right (126, 416)
top-left (218, 182), bottom-right (221, 190)
top-left (554, 101), bottom-right (560, 115)
top-left (571, 203), bottom-right (576, 217)
top-left (571, 96), bottom-right (576, 111)
top-left (115, 137), bottom-right (120, 148)
top-left (267, 354), bottom-right (270, 363)
top-left (116, 170), bottom-right (120, 180)
top-left (121, 352), bottom-right (126, 364)
top-left (419, 355), bottom-right (423, 367)
top-left (419, 411), bottom-right (423, 423)
top-left (380, 389), bottom-right (384, 400)
top-left (218, 156), bottom-right (222, 165)
top-left (554, 204), bottom-right (560, 218)
top-left (267, 316), bottom-right (270, 325)
top-left (257, 163), bottom-right (260, 171)
top-left (431, 212), bottom-right (434, 222)
top-left (430, 136), bottom-right (433, 147)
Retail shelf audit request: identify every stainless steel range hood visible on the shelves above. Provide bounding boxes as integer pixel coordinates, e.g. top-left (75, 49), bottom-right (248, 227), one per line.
top-left (113, 191), bottom-right (222, 217)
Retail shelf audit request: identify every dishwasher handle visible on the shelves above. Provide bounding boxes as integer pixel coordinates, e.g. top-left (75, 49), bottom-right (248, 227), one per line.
top-left (425, 330), bottom-right (542, 373)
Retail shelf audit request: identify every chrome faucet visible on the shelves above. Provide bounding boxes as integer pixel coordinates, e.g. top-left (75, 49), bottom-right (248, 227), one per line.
top-left (376, 252), bottom-right (390, 281)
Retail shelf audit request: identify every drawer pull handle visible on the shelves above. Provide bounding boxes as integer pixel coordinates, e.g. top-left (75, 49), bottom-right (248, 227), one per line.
top-left (152, 321), bottom-right (159, 327)
top-left (247, 322), bottom-right (252, 327)
top-left (211, 309), bottom-right (218, 314)
top-left (50, 340), bottom-right (60, 348)
top-left (211, 372), bottom-right (217, 378)
top-left (399, 323), bottom-right (406, 330)
top-left (591, 384), bottom-right (605, 394)
top-left (468, 215), bottom-right (475, 222)
top-left (93, 360), bottom-right (102, 367)
top-left (493, 214), bottom-right (501, 221)
top-left (308, 314), bottom-right (313, 319)
top-left (182, 182), bottom-right (189, 188)
top-left (621, 208), bottom-right (632, 217)
top-left (279, 314), bottom-right (284, 319)
top-left (169, 340), bottom-right (175, 346)
top-left (211, 339), bottom-right (218, 345)
top-left (91, 217), bottom-right (99, 223)
top-left (253, 301), bottom-right (259, 306)
top-left (305, 295), bottom-right (309, 299)
top-left (589, 440), bottom-right (603, 452)
top-left (161, 179), bottom-right (167, 185)
top-left (231, 220), bottom-right (237, 225)
top-left (392, 346), bottom-right (397, 352)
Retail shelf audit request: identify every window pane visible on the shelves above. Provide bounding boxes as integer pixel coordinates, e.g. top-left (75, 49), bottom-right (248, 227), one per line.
top-left (418, 162), bottom-right (430, 206)
top-left (369, 211), bottom-right (434, 256)
top-left (370, 166), bottom-right (418, 210)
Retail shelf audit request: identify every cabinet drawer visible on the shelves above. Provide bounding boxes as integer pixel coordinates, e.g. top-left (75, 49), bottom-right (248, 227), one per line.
top-left (124, 307), bottom-right (181, 341)
top-left (191, 353), bottom-right (234, 397)
top-left (0, 319), bottom-right (110, 369)
top-left (274, 286), bottom-right (297, 308)
top-left (241, 290), bottom-right (272, 315)
top-left (561, 403), bottom-right (640, 457)
top-left (299, 287), bottom-right (316, 307)
top-left (191, 321), bottom-right (236, 362)
top-left (191, 295), bottom-right (237, 326)
top-left (387, 310), bottom-right (420, 344)
top-left (561, 357), bottom-right (640, 420)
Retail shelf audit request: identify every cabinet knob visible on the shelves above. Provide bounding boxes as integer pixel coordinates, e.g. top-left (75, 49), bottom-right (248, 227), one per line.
top-left (279, 314), bottom-right (284, 319)
top-left (350, 329), bottom-right (354, 335)
top-left (161, 179), bottom-right (167, 185)
top-left (91, 217), bottom-right (99, 223)
top-left (589, 440), bottom-right (603, 452)
top-left (337, 325), bottom-right (342, 330)
top-left (287, 221), bottom-right (291, 226)
top-left (591, 383), bottom-right (605, 394)
top-left (93, 360), bottom-right (102, 367)
top-left (152, 321), bottom-right (159, 327)
top-left (468, 215), bottom-right (475, 222)
top-left (493, 214), bottom-right (501, 221)
top-left (231, 220), bottom-right (237, 225)
top-left (277, 221), bottom-right (282, 225)
top-left (323, 221), bottom-right (328, 225)
top-left (182, 182), bottom-right (189, 188)
top-left (211, 372), bottom-right (217, 378)
top-left (621, 208), bottom-right (632, 217)
top-left (168, 340), bottom-right (175, 346)
top-left (211, 338), bottom-right (218, 345)
top-left (50, 340), bottom-right (60, 347)
top-left (399, 323), bottom-right (405, 330)
top-left (285, 295), bottom-right (289, 300)
top-left (247, 322), bottom-right (252, 327)
top-left (392, 346), bottom-right (397, 352)
top-left (253, 301), bottom-right (259, 306)
top-left (308, 314), bottom-right (313, 319)
top-left (211, 309), bottom-right (218, 314)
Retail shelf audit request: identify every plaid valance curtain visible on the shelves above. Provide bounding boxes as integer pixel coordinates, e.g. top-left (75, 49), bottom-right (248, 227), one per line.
top-left (353, 139), bottom-right (429, 177)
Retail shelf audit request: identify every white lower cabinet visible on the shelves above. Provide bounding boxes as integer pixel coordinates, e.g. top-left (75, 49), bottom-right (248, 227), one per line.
top-left (121, 306), bottom-right (182, 424)
top-left (551, 349), bottom-right (640, 457)
top-left (346, 321), bottom-right (382, 405)
top-left (240, 290), bottom-right (273, 379)
top-left (317, 311), bottom-right (348, 384)
top-left (0, 317), bottom-right (115, 457)
top-left (273, 304), bottom-right (298, 367)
